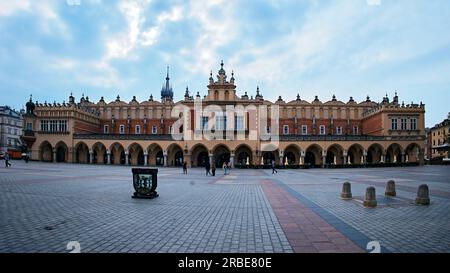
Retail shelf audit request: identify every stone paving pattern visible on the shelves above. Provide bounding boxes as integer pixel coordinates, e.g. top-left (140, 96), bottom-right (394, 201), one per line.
top-left (0, 161), bottom-right (449, 253)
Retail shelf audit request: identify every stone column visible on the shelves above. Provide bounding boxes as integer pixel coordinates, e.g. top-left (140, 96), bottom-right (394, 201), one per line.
top-left (163, 152), bottom-right (168, 167)
top-left (230, 153), bottom-right (235, 168)
top-left (89, 150), bottom-right (93, 164)
top-left (144, 150), bottom-right (148, 166)
top-left (184, 154), bottom-right (191, 168)
top-left (343, 151), bottom-right (348, 165)
top-left (322, 150), bottom-right (326, 168)
top-left (401, 152), bottom-right (406, 163)
top-left (419, 148), bottom-right (424, 166)
top-left (209, 153), bottom-right (214, 166)
top-left (107, 150), bottom-right (111, 165)
top-left (53, 149), bottom-right (57, 163)
top-left (125, 150), bottom-right (129, 165)
top-left (381, 154), bottom-right (385, 163)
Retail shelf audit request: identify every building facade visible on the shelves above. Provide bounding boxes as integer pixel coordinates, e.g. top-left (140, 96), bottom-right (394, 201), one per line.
top-left (429, 113), bottom-right (450, 160)
top-left (22, 61), bottom-right (426, 167)
top-left (0, 106), bottom-right (24, 154)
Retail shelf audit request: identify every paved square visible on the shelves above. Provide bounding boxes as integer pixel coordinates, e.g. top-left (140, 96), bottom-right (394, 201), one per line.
top-left (0, 161), bottom-right (449, 253)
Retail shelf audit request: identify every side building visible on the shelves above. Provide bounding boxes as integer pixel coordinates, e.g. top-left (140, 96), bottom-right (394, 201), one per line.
top-left (22, 61), bottom-right (426, 167)
top-left (429, 113), bottom-right (450, 162)
top-left (0, 106), bottom-right (24, 157)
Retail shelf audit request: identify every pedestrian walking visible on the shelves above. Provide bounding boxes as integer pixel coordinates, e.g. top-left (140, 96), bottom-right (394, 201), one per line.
top-left (183, 161), bottom-right (188, 174)
top-left (211, 162), bottom-right (216, 176)
top-left (271, 159), bottom-right (277, 174)
top-left (205, 161), bottom-right (211, 176)
top-left (223, 162), bottom-right (227, 175)
top-left (4, 152), bottom-right (11, 168)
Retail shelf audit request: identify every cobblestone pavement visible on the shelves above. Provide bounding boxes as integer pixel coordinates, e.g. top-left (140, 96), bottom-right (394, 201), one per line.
top-left (0, 161), bottom-right (448, 253)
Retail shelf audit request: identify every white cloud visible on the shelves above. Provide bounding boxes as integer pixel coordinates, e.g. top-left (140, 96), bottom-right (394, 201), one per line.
top-left (0, 1), bottom-right (31, 16)
top-left (367, 0), bottom-right (381, 6)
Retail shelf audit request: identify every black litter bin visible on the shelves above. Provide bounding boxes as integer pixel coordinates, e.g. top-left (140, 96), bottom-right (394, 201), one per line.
top-left (131, 168), bottom-right (159, 199)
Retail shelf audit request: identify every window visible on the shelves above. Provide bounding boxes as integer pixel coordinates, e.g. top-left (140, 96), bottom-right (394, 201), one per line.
top-left (433, 140), bottom-right (435, 146)
top-left (152, 125), bottom-right (157, 134)
top-left (265, 126), bottom-right (271, 134)
top-left (336, 126), bottom-right (342, 135)
top-left (7, 138), bottom-right (11, 146)
top-left (119, 125), bottom-right (125, 134)
top-left (169, 125), bottom-right (173, 134)
top-left (7, 127), bottom-right (11, 134)
top-left (320, 125), bottom-right (325, 135)
top-left (391, 118), bottom-right (398, 130)
top-left (353, 126), bottom-right (358, 135)
top-left (26, 123), bottom-right (32, 131)
top-left (235, 116), bottom-right (244, 131)
top-left (14, 129), bottom-right (18, 135)
top-left (58, 120), bottom-right (67, 132)
top-left (302, 125), bottom-right (308, 135)
top-left (410, 118), bottom-right (417, 130)
top-left (200, 116), bottom-right (209, 130)
top-left (215, 114), bottom-right (227, 130)
top-left (135, 125), bottom-right (141, 134)
top-left (283, 125), bottom-right (289, 135)
top-left (40, 120), bottom-right (49, 131)
top-left (104, 125), bottom-right (109, 134)
top-left (400, 118), bottom-right (407, 130)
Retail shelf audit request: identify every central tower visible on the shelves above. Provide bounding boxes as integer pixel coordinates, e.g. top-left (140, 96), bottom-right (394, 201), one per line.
top-left (206, 60), bottom-right (237, 102)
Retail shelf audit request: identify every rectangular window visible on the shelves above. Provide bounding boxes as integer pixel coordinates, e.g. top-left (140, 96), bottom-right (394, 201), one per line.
top-left (433, 140), bottom-right (435, 146)
top-left (152, 125), bottom-right (157, 134)
top-left (400, 118), bottom-right (407, 130)
top-left (14, 129), bottom-right (18, 135)
top-left (336, 126), bottom-right (342, 135)
top-left (26, 122), bottom-right (32, 131)
top-left (40, 120), bottom-right (49, 131)
top-left (235, 116), bottom-right (244, 131)
top-left (302, 125), bottom-right (308, 135)
top-left (104, 125), bottom-right (109, 134)
top-left (353, 126), bottom-right (359, 135)
top-left (215, 114), bottom-right (227, 130)
top-left (283, 125), bottom-right (289, 135)
top-left (410, 118), bottom-right (417, 130)
top-left (135, 125), bottom-right (141, 134)
top-left (119, 125), bottom-right (125, 134)
top-left (320, 125), bottom-right (325, 135)
top-left (200, 116), bottom-right (209, 130)
top-left (169, 125), bottom-right (173, 134)
top-left (391, 118), bottom-right (398, 130)
top-left (58, 120), bottom-right (67, 132)
top-left (7, 127), bottom-right (11, 134)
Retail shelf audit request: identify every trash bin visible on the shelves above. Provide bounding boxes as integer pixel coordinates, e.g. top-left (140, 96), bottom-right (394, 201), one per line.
top-left (131, 168), bottom-right (159, 199)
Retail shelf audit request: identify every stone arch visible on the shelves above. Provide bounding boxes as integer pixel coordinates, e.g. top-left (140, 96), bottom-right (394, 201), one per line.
top-left (213, 144), bottom-right (231, 168)
top-left (75, 142), bottom-right (89, 163)
top-left (167, 143), bottom-right (184, 166)
top-left (39, 141), bottom-right (53, 162)
top-left (147, 143), bottom-right (164, 166)
top-left (235, 144), bottom-right (253, 166)
top-left (386, 143), bottom-right (404, 163)
top-left (367, 143), bottom-right (383, 164)
top-left (405, 143), bottom-right (421, 163)
top-left (128, 142), bottom-right (144, 166)
top-left (191, 143), bottom-right (209, 167)
top-left (326, 144), bottom-right (344, 165)
top-left (284, 144), bottom-right (301, 165)
top-left (109, 142), bottom-right (125, 165)
top-left (54, 141), bottom-right (68, 163)
top-left (92, 142), bottom-right (107, 164)
top-left (305, 144), bottom-right (322, 167)
top-left (347, 143), bottom-right (364, 164)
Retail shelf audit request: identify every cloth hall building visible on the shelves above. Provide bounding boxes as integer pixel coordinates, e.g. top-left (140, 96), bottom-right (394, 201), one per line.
top-left (22, 61), bottom-right (426, 168)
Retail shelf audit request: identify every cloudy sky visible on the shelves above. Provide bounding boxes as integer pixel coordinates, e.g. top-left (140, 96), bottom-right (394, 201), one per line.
top-left (0, 0), bottom-right (449, 127)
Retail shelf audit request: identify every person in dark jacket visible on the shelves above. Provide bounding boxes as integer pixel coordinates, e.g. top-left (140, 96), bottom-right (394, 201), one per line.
top-left (205, 161), bottom-right (211, 176)
top-left (183, 161), bottom-right (188, 174)
top-left (4, 152), bottom-right (11, 167)
top-left (271, 159), bottom-right (277, 174)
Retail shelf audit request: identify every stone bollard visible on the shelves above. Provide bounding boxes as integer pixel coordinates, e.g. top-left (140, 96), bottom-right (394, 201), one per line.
top-left (385, 180), bottom-right (396, 197)
top-left (363, 187), bottom-right (377, 208)
top-left (415, 184), bottom-right (430, 205)
top-left (340, 182), bottom-right (352, 199)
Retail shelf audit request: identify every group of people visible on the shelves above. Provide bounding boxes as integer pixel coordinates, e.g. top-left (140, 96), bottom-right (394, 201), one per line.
top-left (181, 159), bottom-right (279, 175)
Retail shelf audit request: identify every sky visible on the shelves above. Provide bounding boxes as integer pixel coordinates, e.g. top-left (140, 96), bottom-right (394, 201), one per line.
top-left (0, 0), bottom-right (449, 127)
